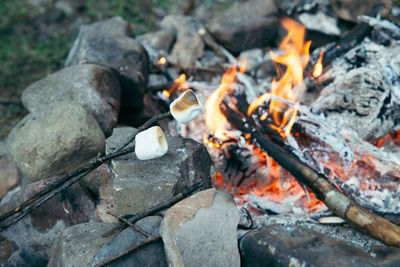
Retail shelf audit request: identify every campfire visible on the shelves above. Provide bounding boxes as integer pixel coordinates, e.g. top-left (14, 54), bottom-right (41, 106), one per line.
top-left (1, 0), bottom-right (400, 265)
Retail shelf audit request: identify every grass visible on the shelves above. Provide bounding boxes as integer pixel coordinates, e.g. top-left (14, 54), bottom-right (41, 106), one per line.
top-left (0, 0), bottom-right (241, 138)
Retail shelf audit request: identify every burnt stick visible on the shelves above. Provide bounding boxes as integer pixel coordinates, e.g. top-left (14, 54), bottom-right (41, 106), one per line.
top-left (304, 4), bottom-right (385, 78)
top-left (221, 103), bottom-right (400, 247)
top-left (93, 235), bottom-right (162, 267)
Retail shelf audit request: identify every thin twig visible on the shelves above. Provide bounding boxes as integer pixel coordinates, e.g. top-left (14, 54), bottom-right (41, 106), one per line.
top-left (94, 235), bottom-right (162, 267)
top-left (103, 181), bottom-right (203, 238)
top-left (0, 112), bottom-right (172, 230)
top-left (106, 211), bottom-right (151, 237)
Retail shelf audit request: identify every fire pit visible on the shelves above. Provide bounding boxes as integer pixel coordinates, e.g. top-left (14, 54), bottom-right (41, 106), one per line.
top-left (1, 0), bottom-right (400, 266)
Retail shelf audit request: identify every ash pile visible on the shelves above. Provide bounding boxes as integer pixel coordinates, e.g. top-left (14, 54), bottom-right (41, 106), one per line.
top-left (1, 0), bottom-right (400, 266)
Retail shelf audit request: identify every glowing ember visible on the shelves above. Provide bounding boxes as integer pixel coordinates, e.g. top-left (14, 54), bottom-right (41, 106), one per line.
top-left (313, 50), bottom-right (324, 78)
top-left (162, 73), bottom-right (188, 98)
top-left (248, 17), bottom-right (311, 137)
top-left (204, 62), bottom-right (245, 135)
top-left (158, 56), bottom-right (167, 65)
top-left (203, 18), bottom-right (327, 213)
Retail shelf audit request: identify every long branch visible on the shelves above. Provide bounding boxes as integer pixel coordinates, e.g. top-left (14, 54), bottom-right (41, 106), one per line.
top-left (221, 104), bottom-right (400, 247)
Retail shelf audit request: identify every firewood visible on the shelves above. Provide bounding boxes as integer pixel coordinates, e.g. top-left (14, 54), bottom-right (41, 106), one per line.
top-left (221, 103), bottom-right (400, 247)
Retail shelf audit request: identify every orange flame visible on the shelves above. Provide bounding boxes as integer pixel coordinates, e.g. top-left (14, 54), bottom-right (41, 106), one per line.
top-left (158, 56), bottom-right (167, 65)
top-left (162, 73), bottom-right (188, 98)
top-left (247, 18), bottom-right (311, 137)
top-left (205, 62), bottom-right (246, 135)
top-left (313, 50), bottom-right (324, 78)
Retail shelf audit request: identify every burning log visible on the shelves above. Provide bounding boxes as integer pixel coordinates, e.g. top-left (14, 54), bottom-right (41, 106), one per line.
top-left (221, 103), bottom-right (400, 247)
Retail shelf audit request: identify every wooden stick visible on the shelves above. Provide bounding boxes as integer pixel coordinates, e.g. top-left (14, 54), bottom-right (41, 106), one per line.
top-left (221, 104), bottom-right (400, 247)
top-left (103, 181), bottom-right (203, 238)
top-left (0, 112), bottom-right (172, 230)
top-left (106, 211), bottom-right (151, 237)
top-left (94, 235), bottom-right (162, 267)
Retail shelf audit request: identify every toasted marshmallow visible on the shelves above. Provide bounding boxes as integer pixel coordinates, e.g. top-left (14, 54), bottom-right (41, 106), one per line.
top-left (170, 89), bottom-right (202, 124)
top-left (135, 126), bottom-right (168, 160)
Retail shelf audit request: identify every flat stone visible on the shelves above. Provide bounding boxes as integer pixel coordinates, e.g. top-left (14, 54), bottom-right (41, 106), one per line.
top-left (65, 16), bottom-right (149, 109)
top-left (0, 177), bottom-right (95, 266)
top-left (7, 100), bottom-right (105, 182)
top-left (21, 64), bottom-right (120, 136)
top-left (161, 15), bottom-right (204, 68)
top-left (90, 216), bottom-right (166, 267)
top-left (95, 163), bottom-right (118, 223)
top-left (206, 0), bottom-right (279, 53)
top-left (47, 222), bottom-right (115, 267)
top-left (106, 127), bottom-right (211, 215)
top-left (161, 188), bottom-right (240, 267)
top-left (240, 221), bottom-right (400, 267)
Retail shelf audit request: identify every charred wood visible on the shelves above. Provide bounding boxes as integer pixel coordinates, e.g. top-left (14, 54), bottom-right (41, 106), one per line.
top-left (221, 103), bottom-right (400, 247)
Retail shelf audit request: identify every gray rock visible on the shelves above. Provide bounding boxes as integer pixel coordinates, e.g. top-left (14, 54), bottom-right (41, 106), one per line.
top-left (65, 16), bottom-right (149, 109)
top-left (0, 141), bottom-right (19, 200)
top-left (161, 188), bottom-right (240, 267)
top-left (95, 163), bottom-right (118, 223)
top-left (21, 64), bottom-right (120, 136)
top-left (206, 0), bottom-right (279, 53)
top-left (0, 177), bottom-right (95, 266)
top-left (7, 100), bottom-right (105, 182)
top-left (91, 216), bottom-right (167, 267)
top-left (161, 15), bottom-right (204, 68)
top-left (137, 30), bottom-right (175, 54)
top-left (106, 127), bottom-right (211, 215)
top-left (240, 222), bottom-right (400, 267)
top-left (47, 222), bottom-right (115, 267)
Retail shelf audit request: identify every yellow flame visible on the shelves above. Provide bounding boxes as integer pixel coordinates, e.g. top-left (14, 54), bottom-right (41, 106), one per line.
top-left (162, 74), bottom-right (187, 99)
top-left (247, 17), bottom-right (311, 137)
top-left (158, 57), bottom-right (167, 65)
top-left (205, 62), bottom-right (246, 134)
top-left (313, 50), bottom-right (324, 78)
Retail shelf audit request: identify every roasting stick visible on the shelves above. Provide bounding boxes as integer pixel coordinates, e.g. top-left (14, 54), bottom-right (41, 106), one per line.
top-left (221, 103), bottom-right (400, 247)
top-left (0, 112), bottom-right (172, 231)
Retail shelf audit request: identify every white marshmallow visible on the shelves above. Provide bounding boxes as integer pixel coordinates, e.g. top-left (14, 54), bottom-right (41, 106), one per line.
top-left (135, 126), bottom-right (168, 160)
top-left (170, 89), bottom-right (202, 124)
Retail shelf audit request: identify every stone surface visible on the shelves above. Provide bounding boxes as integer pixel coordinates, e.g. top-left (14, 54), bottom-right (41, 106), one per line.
top-left (0, 140), bottom-right (19, 200)
top-left (7, 100), bottom-right (105, 182)
top-left (91, 216), bottom-right (166, 267)
top-left (65, 16), bottom-right (149, 109)
top-left (137, 29), bottom-right (175, 54)
top-left (330, 0), bottom-right (392, 22)
top-left (0, 177), bottom-right (95, 266)
top-left (21, 64), bottom-right (120, 136)
top-left (240, 218), bottom-right (400, 267)
top-left (161, 15), bottom-right (204, 68)
top-left (95, 163), bottom-right (118, 223)
top-left (47, 222), bottom-right (115, 267)
top-left (206, 0), bottom-right (279, 53)
top-left (161, 188), bottom-right (240, 267)
top-left (106, 127), bottom-right (212, 215)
